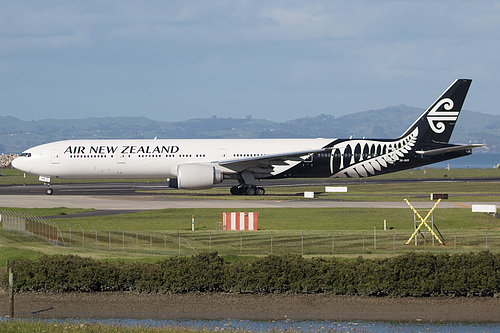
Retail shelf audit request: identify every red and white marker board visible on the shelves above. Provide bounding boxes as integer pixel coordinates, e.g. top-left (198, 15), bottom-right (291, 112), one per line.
top-left (223, 212), bottom-right (258, 230)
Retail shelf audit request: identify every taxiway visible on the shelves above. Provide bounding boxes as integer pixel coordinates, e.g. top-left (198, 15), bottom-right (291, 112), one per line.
top-left (0, 183), bottom-right (497, 211)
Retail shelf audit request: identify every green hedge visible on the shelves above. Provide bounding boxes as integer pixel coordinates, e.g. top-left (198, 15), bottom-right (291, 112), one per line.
top-left (2, 252), bottom-right (500, 296)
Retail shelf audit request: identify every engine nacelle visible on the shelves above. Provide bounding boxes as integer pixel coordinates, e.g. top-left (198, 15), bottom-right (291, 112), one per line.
top-left (175, 163), bottom-right (223, 189)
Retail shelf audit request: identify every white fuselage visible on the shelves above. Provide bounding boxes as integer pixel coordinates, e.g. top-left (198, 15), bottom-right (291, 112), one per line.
top-left (13, 138), bottom-right (334, 180)
top-left (10, 79), bottom-right (477, 196)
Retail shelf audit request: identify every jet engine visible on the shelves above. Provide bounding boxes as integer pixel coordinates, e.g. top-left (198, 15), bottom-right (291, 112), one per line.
top-left (173, 163), bottom-right (223, 189)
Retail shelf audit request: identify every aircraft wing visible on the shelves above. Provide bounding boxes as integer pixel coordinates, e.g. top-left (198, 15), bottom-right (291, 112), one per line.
top-left (415, 144), bottom-right (484, 156)
top-left (216, 148), bottom-right (328, 173)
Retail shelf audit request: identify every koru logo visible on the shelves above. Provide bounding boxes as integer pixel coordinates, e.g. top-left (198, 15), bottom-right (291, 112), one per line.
top-left (426, 98), bottom-right (459, 133)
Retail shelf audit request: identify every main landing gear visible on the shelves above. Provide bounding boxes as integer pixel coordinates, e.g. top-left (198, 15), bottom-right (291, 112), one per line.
top-left (230, 170), bottom-right (266, 195)
top-left (230, 186), bottom-right (266, 196)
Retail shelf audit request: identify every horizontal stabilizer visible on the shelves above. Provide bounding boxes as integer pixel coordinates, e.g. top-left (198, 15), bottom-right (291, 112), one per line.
top-left (415, 144), bottom-right (484, 156)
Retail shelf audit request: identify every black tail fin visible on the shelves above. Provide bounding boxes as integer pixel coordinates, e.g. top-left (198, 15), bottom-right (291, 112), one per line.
top-left (399, 79), bottom-right (472, 144)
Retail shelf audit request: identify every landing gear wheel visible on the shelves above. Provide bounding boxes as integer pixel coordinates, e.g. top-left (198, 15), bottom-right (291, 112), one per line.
top-left (46, 188), bottom-right (53, 195)
top-left (230, 185), bottom-right (265, 196)
top-left (230, 186), bottom-right (245, 195)
top-left (246, 187), bottom-right (256, 195)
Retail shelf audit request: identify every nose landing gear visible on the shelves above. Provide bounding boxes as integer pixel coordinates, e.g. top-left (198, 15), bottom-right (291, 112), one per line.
top-left (43, 180), bottom-right (53, 195)
top-left (39, 176), bottom-right (54, 195)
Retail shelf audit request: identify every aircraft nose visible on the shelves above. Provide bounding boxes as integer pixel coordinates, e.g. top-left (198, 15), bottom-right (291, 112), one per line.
top-left (12, 156), bottom-right (30, 173)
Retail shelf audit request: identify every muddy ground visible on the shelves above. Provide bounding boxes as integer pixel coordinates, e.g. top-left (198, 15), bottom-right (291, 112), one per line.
top-left (1, 290), bottom-right (499, 322)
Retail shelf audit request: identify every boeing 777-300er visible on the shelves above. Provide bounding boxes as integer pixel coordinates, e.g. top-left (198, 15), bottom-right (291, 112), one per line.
top-left (13, 79), bottom-right (482, 195)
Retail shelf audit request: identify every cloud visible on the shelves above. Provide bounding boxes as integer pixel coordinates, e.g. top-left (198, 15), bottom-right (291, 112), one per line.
top-left (0, 2), bottom-right (95, 51)
top-left (1, 0), bottom-right (499, 120)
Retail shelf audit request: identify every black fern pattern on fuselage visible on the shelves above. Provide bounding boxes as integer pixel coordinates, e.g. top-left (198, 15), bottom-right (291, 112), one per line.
top-left (330, 128), bottom-right (418, 178)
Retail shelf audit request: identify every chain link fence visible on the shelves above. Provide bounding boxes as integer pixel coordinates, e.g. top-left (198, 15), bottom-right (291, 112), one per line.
top-left (1, 211), bottom-right (498, 256)
top-left (1, 210), bottom-right (63, 246)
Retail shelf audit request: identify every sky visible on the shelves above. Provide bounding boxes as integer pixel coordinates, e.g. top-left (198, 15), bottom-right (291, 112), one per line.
top-left (1, 1), bottom-right (499, 122)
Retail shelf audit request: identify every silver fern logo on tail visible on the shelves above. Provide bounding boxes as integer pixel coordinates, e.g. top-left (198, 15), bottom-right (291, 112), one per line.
top-left (426, 98), bottom-right (459, 133)
top-left (330, 128), bottom-right (418, 178)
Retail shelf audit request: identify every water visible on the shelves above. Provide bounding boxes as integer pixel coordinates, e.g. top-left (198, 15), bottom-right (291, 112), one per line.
top-left (3, 317), bottom-right (499, 332)
top-left (430, 153), bottom-right (500, 169)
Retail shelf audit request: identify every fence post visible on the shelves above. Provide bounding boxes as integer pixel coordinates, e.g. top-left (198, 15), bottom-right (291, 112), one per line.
top-left (48, 221), bottom-right (55, 245)
top-left (78, 225), bottom-right (84, 248)
top-left (105, 227), bottom-right (111, 252)
top-left (393, 229), bottom-right (396, 254)
top-left (301, 231), bottom-right (304, 255)
top-left (9, 267), bottom-right (14, 319)
top-left (32, 214), bottom-right (38, 237)
top-left (373, 226), bottom-right (376, 250)
top-left (332, 229), bottom-right (334, 255)
top-left (146, 230), bottom-right (152, 254)
top-left (132, 228), bottom-right (139, 253)
top-left (270, 230), bottom-right (273, 255)
top-left (362, 230), bottom-right (365, 253)
top-left (209, 231), bottom-right (212, 252)
top-left (92, 225), bottom-right (98, 249)
top-left (49, 221), bottom-right (59, 246)
top-left (454, 229), bottom-right (456, 252)
top-left (66, 223), bottom-right (72, 247)
top-left (53, 221), bottom-right (62, 247)
top-left (161, 232), bottom-right (167, 255)
top-left (51, 220), bottom-right (56, 244)
top-left (178, 231), bottom-right (181, 255)
top-left (486, 229), bottom-right (488, 250)
top-left (44, 219), bottom-right (51, 243)
top-left (119, 228), bottom-right (124, 252)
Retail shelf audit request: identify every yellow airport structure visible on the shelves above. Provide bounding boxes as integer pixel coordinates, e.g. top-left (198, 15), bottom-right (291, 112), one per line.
top-left (405, 198), bottom-right (444, 245)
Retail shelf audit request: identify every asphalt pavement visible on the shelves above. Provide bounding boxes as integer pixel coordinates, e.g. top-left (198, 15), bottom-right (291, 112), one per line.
top-left (0, 182), bottom-right (498, 211)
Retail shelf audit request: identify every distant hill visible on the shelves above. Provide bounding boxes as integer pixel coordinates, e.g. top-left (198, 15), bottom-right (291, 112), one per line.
top-left (1, 106), bottom-right (497, 154)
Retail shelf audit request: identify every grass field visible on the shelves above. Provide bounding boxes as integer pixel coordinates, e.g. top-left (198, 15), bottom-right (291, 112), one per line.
top-left (1, 167), bottom-right (499, 264)
top-left (1, 206), bottom-right (499, 265)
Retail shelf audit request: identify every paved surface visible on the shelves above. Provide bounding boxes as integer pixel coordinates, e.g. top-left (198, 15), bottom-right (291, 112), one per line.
top-left (0, 182), bottom-right (498, 210)
top-left (0, 183), bottom-right (169, 196)
top-left (0, 194), bottom-right (498, 210)
top-left (2, 177), bottom-right (500, 196)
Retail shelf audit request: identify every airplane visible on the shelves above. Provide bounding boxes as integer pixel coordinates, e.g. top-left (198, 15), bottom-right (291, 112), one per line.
top-left (12, 79), bottom-right (483, 196)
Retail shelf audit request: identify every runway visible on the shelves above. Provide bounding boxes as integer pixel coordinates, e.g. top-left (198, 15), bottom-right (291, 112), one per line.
top-left (0, 183), bottom-right (498, 210)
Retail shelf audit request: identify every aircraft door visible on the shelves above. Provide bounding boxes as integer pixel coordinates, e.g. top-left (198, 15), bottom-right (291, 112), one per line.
top-left (117, 154), bottom-right (126, 164)
top-left (115, 153), bottom-right (126, 175)
top-left (51, 150), bottom-right (60, 164)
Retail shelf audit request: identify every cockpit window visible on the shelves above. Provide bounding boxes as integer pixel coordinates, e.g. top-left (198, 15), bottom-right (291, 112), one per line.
top-left (20, 152), bottom-right (31, 157)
